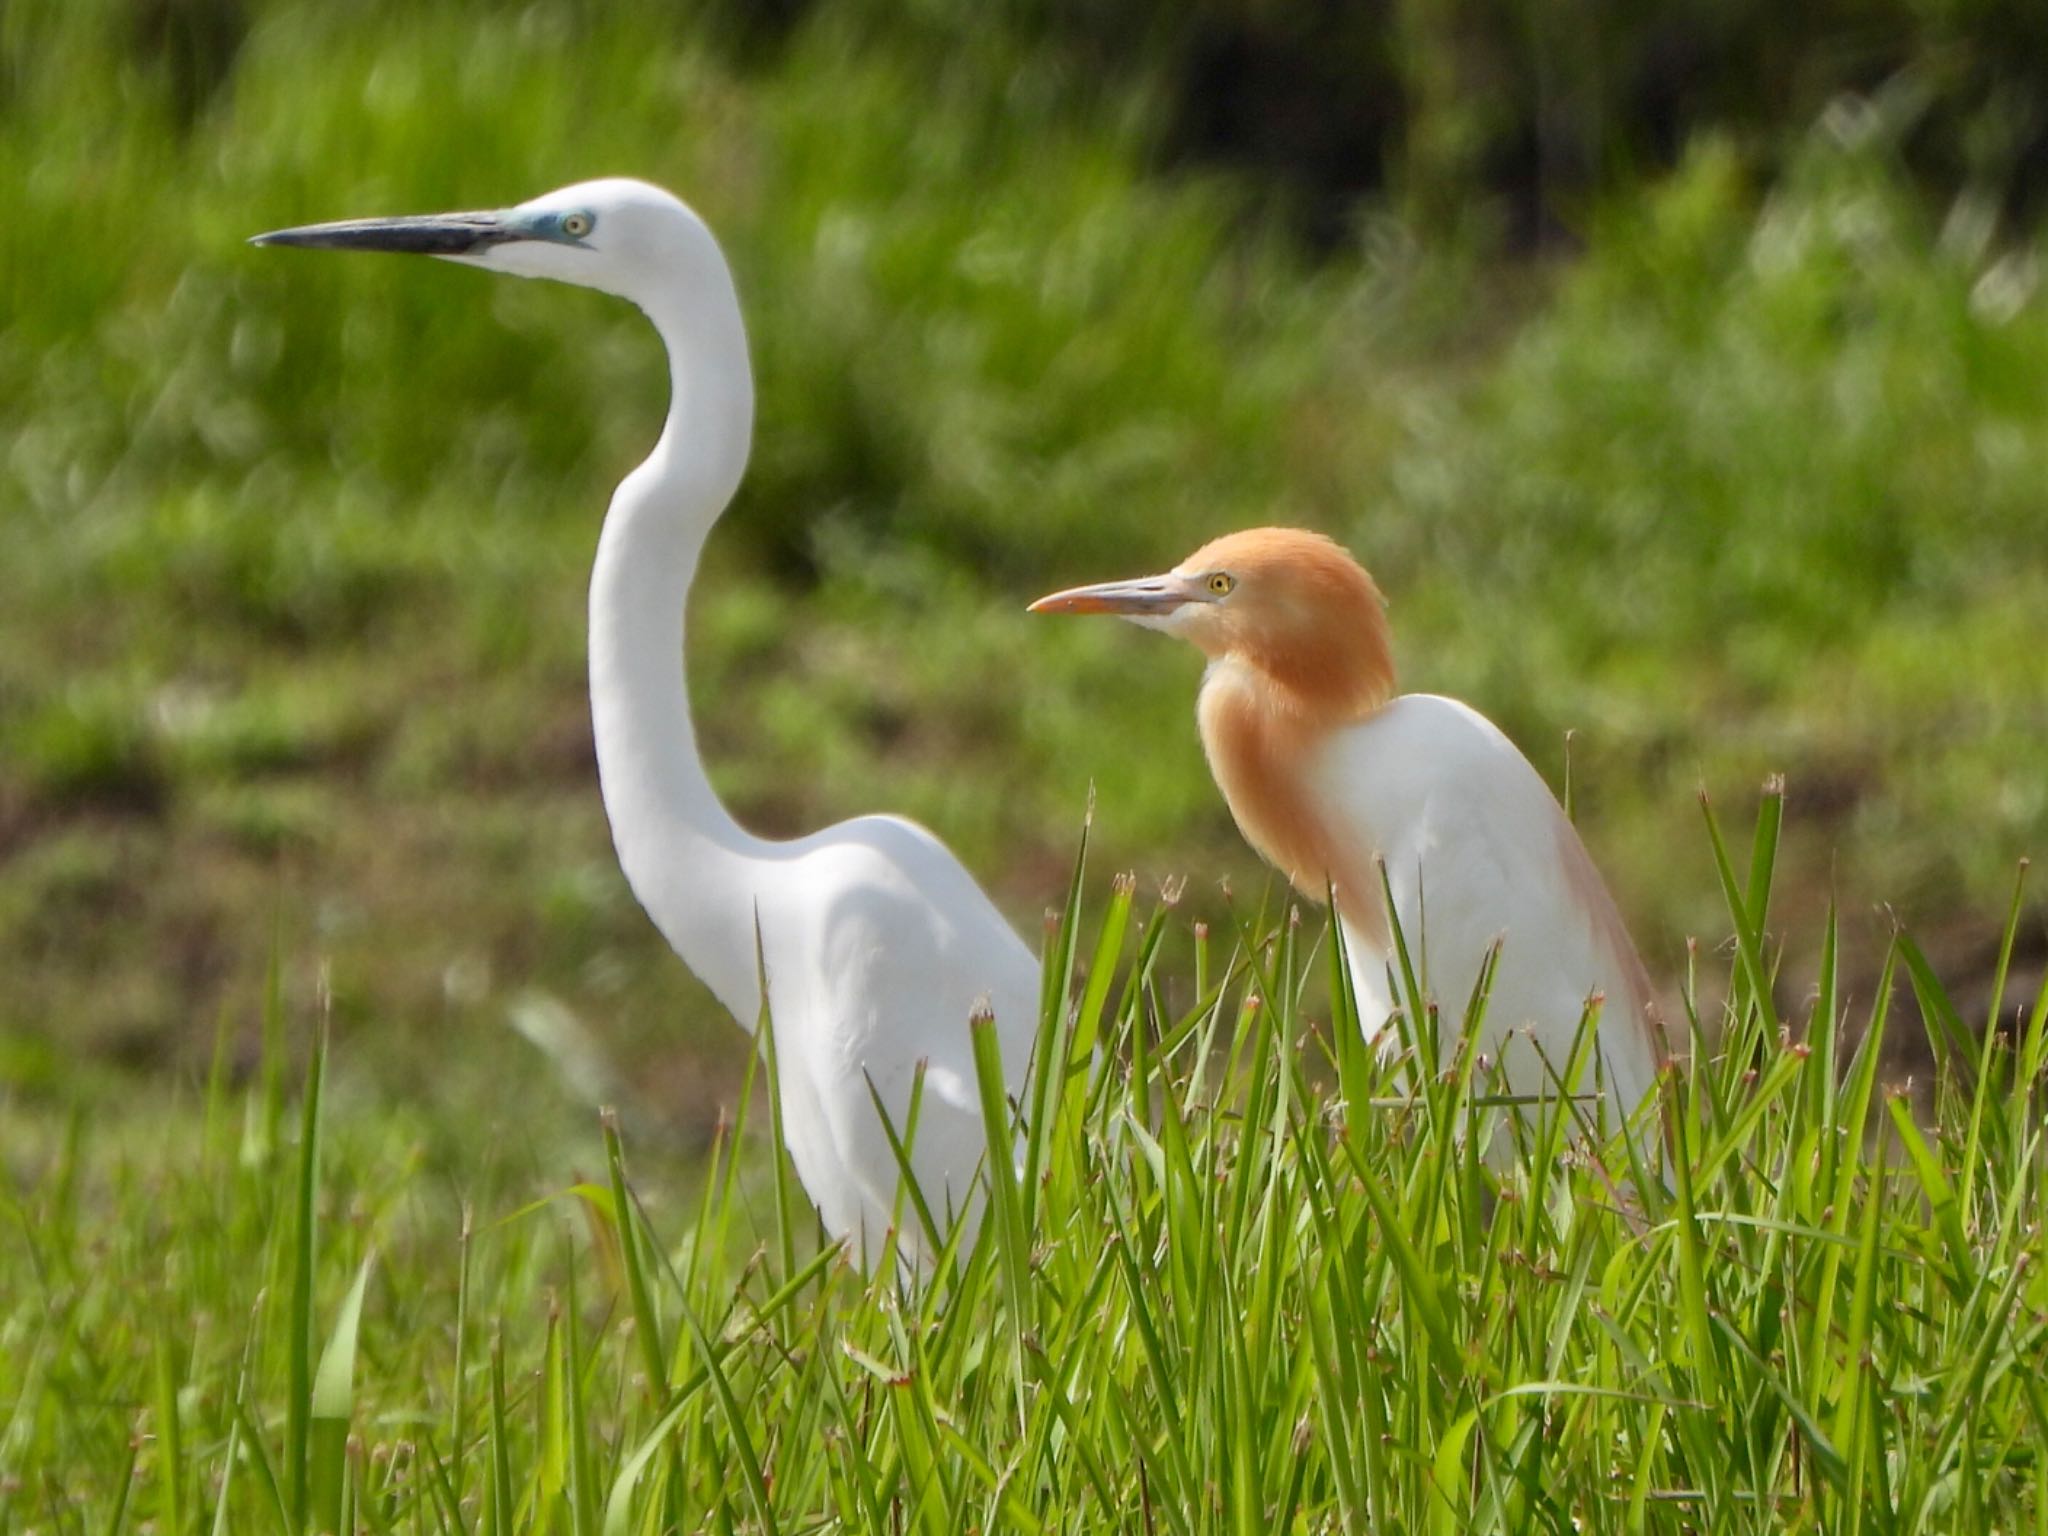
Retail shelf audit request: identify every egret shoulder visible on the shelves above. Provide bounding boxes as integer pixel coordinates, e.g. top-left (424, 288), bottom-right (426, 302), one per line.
top-left (1312, 692), bottom-right (1667, 1097)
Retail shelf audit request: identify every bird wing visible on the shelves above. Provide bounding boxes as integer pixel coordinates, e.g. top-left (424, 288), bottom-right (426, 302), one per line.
top-left (1312, 695), bottom-right (1665, 1116)
top-left (763, 815), bottom-right (1039, 1263)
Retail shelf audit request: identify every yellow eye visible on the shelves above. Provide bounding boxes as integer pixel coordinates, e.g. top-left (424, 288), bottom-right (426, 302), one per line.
top-left (562, 212), bottom-right (593, 238)
top-left (1207, 572), bottom-right (1234, 596)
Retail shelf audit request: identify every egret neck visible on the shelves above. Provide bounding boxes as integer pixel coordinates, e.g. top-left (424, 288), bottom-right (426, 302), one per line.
top-left (586, 243), bottom-right (765, 1025)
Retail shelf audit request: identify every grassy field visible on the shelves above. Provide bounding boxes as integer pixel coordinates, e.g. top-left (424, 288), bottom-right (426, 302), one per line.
top-left (5, 799), bottom-right (2047, 1529)
top-left (5, 0), bottom-right (2048, 1520)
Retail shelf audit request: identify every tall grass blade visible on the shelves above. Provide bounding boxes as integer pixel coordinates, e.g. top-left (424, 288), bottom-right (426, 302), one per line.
top-left (602, 1110), bottom-right (669, 1405)
top-left (151, 1329), bottom-right (184, 1536)
top-left (207, 1417), bottom-right (239, 1536)
top-left (1700, 789), bottom-right (1780, 1037)
top-left (563, 1250), bottom-right (600, 1536)
top-left (310, 1256), bottom-right (373, 1536)
top-left (450, 1203), bottom-right (472, 1522)
top-left (486, 1325), bottom-right (514, 1536)
top-left (1963, 860), bottom-right (2030, 1210)
top-left (751, 918), bottom-right (801, 1281)
top-left (1024, 802), bottom-right (1092, 1228)
top-left (971, 1007), bottom-right (1031, 1395)
top-left (1835, 1115), bottom-right (1891, 1528)
top-left (286, 1010), bottom-right (327, 1529)
top-left (866, 1065), bottom-right (941, 1260)
top-left (681, 1300), bottom-right (778, 1536)
top-left (1885, 1094), bottom-right (1975, 1292)
top-left (1899, 932), bottom-right (1978, 1088)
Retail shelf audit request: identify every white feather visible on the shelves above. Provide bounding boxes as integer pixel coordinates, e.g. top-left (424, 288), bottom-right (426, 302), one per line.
top-left (1308, 694), bottom-right (1665, 1139)
top-left (382, 179), bottom-right (1039, 1263)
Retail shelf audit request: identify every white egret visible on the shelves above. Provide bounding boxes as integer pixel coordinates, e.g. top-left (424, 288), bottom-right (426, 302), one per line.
top-left (1032, 527), bottom-right (1669, 1150)
top-left (255, 179), bottom-right (1040, 1259)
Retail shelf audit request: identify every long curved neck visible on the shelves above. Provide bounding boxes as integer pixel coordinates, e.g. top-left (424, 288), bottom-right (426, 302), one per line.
top-left (588, 255), bottom-right (768, 1025)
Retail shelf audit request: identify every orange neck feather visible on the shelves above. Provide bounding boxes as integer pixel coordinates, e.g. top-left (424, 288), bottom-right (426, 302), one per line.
top-left (1182, 530), bottom-right (1398, 937)
top-left (1228, 602), bottom-right (1396, 727)
top-left (1198, 668), bottom-right (1388, 941)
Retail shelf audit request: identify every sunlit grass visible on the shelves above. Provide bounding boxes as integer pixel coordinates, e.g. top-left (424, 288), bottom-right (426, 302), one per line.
top-left (7, 5), bottom-right (2045, 1524)
top-left (4, 791), bottom-right (2044, 1530)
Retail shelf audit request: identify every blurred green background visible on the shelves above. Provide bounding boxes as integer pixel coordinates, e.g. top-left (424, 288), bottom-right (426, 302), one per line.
top-left (4, 0), bottom-right (2044, 1146)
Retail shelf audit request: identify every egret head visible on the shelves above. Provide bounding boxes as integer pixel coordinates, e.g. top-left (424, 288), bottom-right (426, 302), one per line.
top-left (252, 178), bottom-right (726, 310)
top-left (1030, 527), bottom-right (1396, 717)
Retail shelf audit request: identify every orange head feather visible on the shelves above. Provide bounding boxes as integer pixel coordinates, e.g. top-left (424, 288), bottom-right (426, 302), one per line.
top-left (1170, 528), bottom-right (1396, 726)
top-left (1029, 525), bottom-right (1396, 726)
top-left (1029, 528), bottom-right (1399, 922)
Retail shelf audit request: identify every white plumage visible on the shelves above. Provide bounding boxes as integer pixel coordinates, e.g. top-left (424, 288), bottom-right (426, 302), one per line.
top-left (1311, 694), bottom-right (1665, 1127)
top-left (1032, 526), bottom-right (1667, 1152)
top-left (256, 178), bottom-right (1038, 1260)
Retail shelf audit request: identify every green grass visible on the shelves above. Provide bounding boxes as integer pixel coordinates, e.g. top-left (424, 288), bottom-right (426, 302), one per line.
top-left (9, 4), bottom-right (2046, 1524)
top-left (4, 794), bottom-right (2045, 1530)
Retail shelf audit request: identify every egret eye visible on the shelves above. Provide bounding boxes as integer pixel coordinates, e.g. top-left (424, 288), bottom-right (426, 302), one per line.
top-left (1207, 572), bottom-right (1235, 596)
top-left (562, 212), bottom-right (594, 239)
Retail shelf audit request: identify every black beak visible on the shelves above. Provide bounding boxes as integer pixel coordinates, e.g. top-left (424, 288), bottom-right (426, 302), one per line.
top-left (248, 211), bottom-right (518, 256)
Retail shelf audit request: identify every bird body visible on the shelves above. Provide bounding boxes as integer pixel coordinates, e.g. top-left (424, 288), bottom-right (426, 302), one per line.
top-left (257, 179), bottom-right (1038, 1259)
top-left (1307, 693), bottom-right (1664, 1118)
top-left (1031, 527), bottom-right (1666, 1142)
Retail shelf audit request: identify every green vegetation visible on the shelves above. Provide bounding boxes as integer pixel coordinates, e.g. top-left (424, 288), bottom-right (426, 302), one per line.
top-left (5, 0), bottom-right (2047, 1515)
top-left (5, 794), bottom-right (2046, 1528)
top-left (3, 0), bottom-right (2044, 1105)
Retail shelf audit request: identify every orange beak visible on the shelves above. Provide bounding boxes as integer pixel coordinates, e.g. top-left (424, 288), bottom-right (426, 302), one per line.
top-left (1027, 572), bottom-right (1201, 617)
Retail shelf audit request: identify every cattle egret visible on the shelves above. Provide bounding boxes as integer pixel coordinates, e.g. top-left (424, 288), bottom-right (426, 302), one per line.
top-left (254, 180), bottom-right (1038, 1260)
top-left (1031, 527), bottom-right (1668, 1149)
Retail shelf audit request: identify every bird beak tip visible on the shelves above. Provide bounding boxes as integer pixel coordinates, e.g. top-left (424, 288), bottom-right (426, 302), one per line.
top-left (1026, 576), bottom-right (1184, 618)
top-left (241, 212), bottom-right (515, 256)
top-left (1027, 590), bottom-right (1112, 616)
